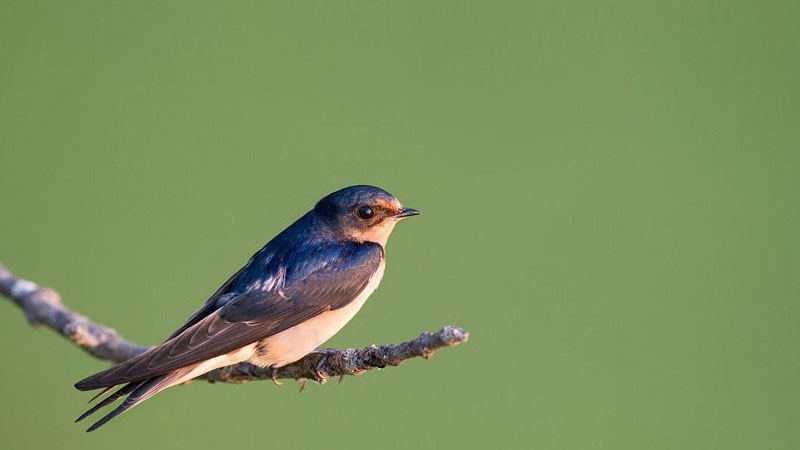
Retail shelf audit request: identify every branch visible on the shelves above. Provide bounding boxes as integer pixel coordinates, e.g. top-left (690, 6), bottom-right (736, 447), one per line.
top-left (0, 262), bottom-right (468, 385)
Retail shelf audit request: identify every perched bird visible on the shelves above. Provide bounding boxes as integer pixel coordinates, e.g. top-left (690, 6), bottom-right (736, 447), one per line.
top-left (74, 185), bottom-right (420, 431)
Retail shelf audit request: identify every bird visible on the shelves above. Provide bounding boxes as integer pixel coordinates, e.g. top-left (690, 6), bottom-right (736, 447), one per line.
top-left (73, 185), bottom-right (420, 431)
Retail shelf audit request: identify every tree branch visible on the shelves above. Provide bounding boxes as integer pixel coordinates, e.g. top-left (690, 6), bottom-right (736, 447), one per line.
top-left (0, 262), bottom-right (468, 385)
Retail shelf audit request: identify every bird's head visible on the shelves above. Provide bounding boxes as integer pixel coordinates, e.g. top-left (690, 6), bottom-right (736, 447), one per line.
top-left (314, 185), bottom-right (420, 246)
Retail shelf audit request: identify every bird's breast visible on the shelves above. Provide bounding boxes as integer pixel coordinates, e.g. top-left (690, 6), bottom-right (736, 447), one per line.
top-left (249, 259), bottom-right (386, 368)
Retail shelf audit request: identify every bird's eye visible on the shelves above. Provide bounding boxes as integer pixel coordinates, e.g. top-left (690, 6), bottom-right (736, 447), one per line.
top-left (356, 205), bottom-right (374, 220)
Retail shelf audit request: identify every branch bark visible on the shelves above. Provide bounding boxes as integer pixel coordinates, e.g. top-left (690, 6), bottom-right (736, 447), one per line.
top-left (0, 262), bottom-right (468, 385)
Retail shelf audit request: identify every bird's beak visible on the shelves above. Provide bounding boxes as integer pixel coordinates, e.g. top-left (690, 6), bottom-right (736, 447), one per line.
top-left (393, 208), bottom-right (421, 219)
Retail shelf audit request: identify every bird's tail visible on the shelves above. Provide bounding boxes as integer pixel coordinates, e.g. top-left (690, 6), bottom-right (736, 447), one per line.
top-left (76, 366), bottom-right (193, 432)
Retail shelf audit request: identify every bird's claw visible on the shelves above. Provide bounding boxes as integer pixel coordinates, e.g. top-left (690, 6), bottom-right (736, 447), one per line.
top-left (271, 366), bottom-right (283, 386)
top-left (313, 354), bottom-right (330, 384)
top-left (308, 348), bottom-right (340, 384)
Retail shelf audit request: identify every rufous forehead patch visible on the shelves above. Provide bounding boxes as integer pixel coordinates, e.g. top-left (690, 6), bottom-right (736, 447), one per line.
top-left (373, 198), bottom-right (402, 213)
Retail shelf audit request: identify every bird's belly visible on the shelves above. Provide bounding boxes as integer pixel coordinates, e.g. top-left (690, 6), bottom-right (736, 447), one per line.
top-left (249, 261), bottom-right (385, 368)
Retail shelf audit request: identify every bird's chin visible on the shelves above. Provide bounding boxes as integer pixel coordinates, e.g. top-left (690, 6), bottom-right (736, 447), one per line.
top-left (358, 220), bottom-right (399, 247)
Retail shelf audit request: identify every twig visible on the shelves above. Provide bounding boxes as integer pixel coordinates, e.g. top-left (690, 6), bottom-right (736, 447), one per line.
top-left (0, 262), bottom-right (468, 385)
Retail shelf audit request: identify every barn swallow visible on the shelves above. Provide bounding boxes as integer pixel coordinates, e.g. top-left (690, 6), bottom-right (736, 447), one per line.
top-left (74, 185), bottom-right (420, 431)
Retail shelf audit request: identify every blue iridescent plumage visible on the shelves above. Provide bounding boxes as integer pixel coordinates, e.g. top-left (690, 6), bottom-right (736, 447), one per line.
top-left (73, 185), bottom-right (419, 431)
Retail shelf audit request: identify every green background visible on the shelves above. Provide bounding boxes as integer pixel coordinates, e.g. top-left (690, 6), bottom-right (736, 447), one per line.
top-left (1, 1), bottom-right (798, 449)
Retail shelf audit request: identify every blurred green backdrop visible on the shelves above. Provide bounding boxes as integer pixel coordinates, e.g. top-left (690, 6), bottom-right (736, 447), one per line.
top-left (1, 1), bottom-right (799, 449)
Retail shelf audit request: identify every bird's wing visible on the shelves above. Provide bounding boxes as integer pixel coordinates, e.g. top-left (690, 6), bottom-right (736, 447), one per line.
top-left (75, 241), bottom-right (384, 390)
top-left (164, 260), bottom-right (252, 341)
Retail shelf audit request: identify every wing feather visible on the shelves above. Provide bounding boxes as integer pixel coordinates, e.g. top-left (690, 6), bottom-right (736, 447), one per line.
top-left (75, 241), bottom-right (383, 390)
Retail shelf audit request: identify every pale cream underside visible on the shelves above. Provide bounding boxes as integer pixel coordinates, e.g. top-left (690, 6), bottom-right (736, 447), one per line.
top-left (358, 219), bottom-right (398, 248)
top-left (165, 260), bottom-right (386, 387)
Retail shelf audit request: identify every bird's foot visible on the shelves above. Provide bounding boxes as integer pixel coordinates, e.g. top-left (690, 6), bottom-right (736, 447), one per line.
top-left (271, 366), bottom-right (283, 386)
top-left (313, 356), bottom-right (330, 384)
top-left (310, 348), bottom-right (338, 384)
